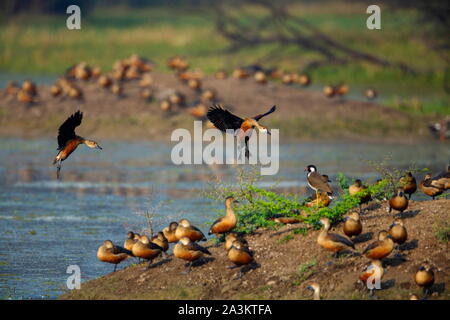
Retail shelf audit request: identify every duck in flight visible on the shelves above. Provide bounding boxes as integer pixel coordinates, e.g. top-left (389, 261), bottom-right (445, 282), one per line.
top-left (206, 105), bottom-right (276, 159)
top-left (53, 110), bottom-right (102, 179)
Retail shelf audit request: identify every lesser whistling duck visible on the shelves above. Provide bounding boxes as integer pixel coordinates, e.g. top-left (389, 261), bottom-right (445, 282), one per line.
top-left (224, 233), bottom-right (248, 251)
top-left (323, 85), bottom-right (335, 98)
top-left (306, 282), bottom-right (321, 300)
top-left (74, 62), bottom-right (91, 81)
top-left (415, 264), bottom-right (435, 296)
top-left (167, 56), bottom-right (189, 71)
top-left (343, 211), bottom-right (362, 238)
top-left (174, 237), bottom-right (211, 273)
top-left (169, 92), bottom-right (185, 106)
top-left (124, 231), bottom-right (138, 251)
top-left (432, 165), bottom-right (450, 190)
top-left (98, 74), bottom-right (112, 88)
top-left (139, 73), bottom-right (153, 87)
top-left (419, 173), bottom-right (444, 199)
top-left (281, 73), bottom-right (294, 85)
top-left (125, 66), bottom-right (140, 80)
top-left (50, 84), bottom-right (62, 97)
top-left (363, 230), bottom-right (394, 260)
top-left (232, 68), bottom-right (248, 79)
top-left (254, 71), bottom-right (267, 84)
top-left (207, 105), bottom-right (276, 159)
top-left (162, 221), bottom-right (179, 243)
top-left (209, 196), bottom-right (238, 236)
top-left (141, 88), bottom-right (153, 100)
top-left (227, 240), bottom-right (254, 278)
top-left (399, 172), bottom-right (417, 199)
top-left (389, 218), bottom-right (408, 246)
top-left (175, 219), bottom-right (206, 242)
top-left (188, 78), bottom-right (202, 91)
top-left (111, 82), bottom-right (123, 97)
top-left (305, 165), bottom-right (333, 206)
top-left (91, 66), bottom-right (102, 79)
top-left (389, 187), bottom-right (409, 215)
top-left (349, 179), bottom-right (371, 212)
top-left (215, 70), bottom-right (228, 80)
top-left (365, 88), bottom-right (377, 100)
top-left (17, 89), bottom-right (35, 103)
top-left (160, 99), bottom-right (172, 112)
top-left (5, 81), bottom-right (19, 96)
top-left (97, 240), bottom-right (131, 272)
top-left (201, 88), bottom-right (217, 102)
top-left (188, 103), bottom-right (207, 119)
top-left (131, 235), bottom-right (163, 269)
top-left (271, 216), bottom-right (301, 224)
top-left (298, 73), bottom-right (311, 87)
top-left (335, 83), bottom-right (349, 99)
top-left (359, 259), bottom-right (384, 296)
top-left (151, 232), bottom-right (169, 253)
top-left (22, 79), bottom-right (37, 96)
top-left (317, 217), bottom-right (354, 257)
top-left (53, 111), bottom-right (102, 179)
top-left (305, 190), bottom-right (331, 208)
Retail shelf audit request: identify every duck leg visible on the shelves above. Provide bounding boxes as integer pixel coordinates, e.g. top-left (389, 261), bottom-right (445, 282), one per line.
top-left (182, 262), bottom-right (192, 274)
top-left (113, 264), bottom-right (117, 272)
top-left (56, 160), bottom-right (62, 180)
top-left (145, 259), bottom-right (154, 270)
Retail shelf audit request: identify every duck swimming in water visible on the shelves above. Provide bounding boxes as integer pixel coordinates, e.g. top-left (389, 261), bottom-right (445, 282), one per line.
top-left (97, 240), bottom-right (132, 272)
top-left (53, 111), bottom-right (102, 179)
top-left (209, 197), bottom-right (238, 236)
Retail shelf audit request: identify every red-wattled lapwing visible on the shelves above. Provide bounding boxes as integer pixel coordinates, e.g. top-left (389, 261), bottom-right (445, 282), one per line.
top-left (207, 105), bottom-right (276, 159)
top-left (53, 111), bottom-right (102, 179)
top-left (305, 165), bottom-right (333, 206)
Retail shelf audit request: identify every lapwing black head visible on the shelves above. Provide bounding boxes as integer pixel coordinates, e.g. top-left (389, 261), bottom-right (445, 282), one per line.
top-left (304, 165), bottom-right (317, 173)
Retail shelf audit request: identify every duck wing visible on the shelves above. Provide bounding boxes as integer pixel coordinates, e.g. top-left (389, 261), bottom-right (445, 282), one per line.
top-left (113, 245), bottom-right (132, 256)
top-left (253, 105), bottom-right (276, 121)
top-left (363, 240), bottom-right (381, 255)
top-left (208, 217), bottom-right (224, 234)
top-left (207, 105), bottom-right (244, 132)
top-left (57, 110), bottom-right (83, 150)
top-left (188, 242), bottom-right (211, 255)
top-left (328, 232), bottom-right (354, 249)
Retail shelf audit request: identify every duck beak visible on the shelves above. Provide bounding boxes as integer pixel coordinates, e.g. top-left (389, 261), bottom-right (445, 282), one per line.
top-left (306, 285), bottom-right (313, 291)
top-left (234, 199), bottom-right (240, 204)
top-left (266, 129), bottom-right (271, 135)
top-left (97, 145), bottom-right (103, 150)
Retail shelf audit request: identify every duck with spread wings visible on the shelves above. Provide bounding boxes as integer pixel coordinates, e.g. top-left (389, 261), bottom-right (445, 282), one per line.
top-left (206, 105), bottom-right (276, 159)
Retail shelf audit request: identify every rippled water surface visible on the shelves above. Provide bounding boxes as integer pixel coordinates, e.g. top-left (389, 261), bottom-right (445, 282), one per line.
top-left (0, 138), bottom-right (449, 299)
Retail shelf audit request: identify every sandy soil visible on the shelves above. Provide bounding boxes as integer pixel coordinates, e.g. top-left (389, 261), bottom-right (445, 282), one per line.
top-left (60, 198), bottom-right (449, 300)
top-left (0, 72), bottom-right (433, 142)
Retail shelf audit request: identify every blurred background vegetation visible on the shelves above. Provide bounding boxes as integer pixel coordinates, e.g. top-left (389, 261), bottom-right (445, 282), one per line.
top-left (0, 0), bottom-right (448, 114)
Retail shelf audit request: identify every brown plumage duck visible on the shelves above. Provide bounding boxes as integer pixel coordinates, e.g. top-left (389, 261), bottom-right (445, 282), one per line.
top-left (317, 217), bottom-right (355, 257)
top-left (227, 240), bottom-right (254, 279)
top-left (162, 221), bottom-right (179, 243)
top-left (97, 240), bottom-right (132, 272)
top-left (363, 230), bottom-right (394, 260)
top-left (124, 231), bottom-right (138, 251)
top-left (399, 172), bottom-right (417, 199)
top-left (389, 187), bottom-right (409, 215)
top-left (359, 260), bottom-right (384, 297)
top-left (224, 233), bottom-right (248, 251)
top-left (52, 111), bottom-right (102, 179)
top-left (131, 235), bottom-right (163, 269)
top-left (151, 232), bottom-right (169, 253)
top-left (419, 173), bottom-right (444, 199)
top-left (415, 264), bottom-right (435, 296)
top-left (209, 196), bottom-right (238, 236)
top-left (343, 212), bottom-right (362, 238)
top-left (173, 237), bottom-right (211, 273)
top-left (175, 219), bottom-right (206, 242)
top-left (306, 282), bottom-right (321, 300)
top-left (349, 179), bottom-right (371, 212)
top-left (389, 218), bottom-right (408, 246)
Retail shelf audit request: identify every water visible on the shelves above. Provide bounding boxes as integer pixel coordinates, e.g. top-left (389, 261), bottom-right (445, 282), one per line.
top-left (0, 138), bottom-right (449, 299)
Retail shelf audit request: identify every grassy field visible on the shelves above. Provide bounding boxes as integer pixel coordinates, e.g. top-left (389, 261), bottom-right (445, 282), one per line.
top-left (0, 1), bottom-right (448, 115)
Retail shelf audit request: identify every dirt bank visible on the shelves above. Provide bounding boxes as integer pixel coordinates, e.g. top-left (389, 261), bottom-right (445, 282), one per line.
top-left (60, 198), bottom-right (449, 300)
top-left (0, 72), bottom-right (434, 142)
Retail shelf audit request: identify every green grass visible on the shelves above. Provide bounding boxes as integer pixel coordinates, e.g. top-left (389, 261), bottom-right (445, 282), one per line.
top-left (0, 2), bottom-right (448, 115)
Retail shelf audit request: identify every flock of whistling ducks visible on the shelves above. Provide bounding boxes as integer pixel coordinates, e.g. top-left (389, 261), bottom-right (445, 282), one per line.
top-left (7, 54), bottom-right (446, 299)
top-left (93, 155), bottom-right (447, 300)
